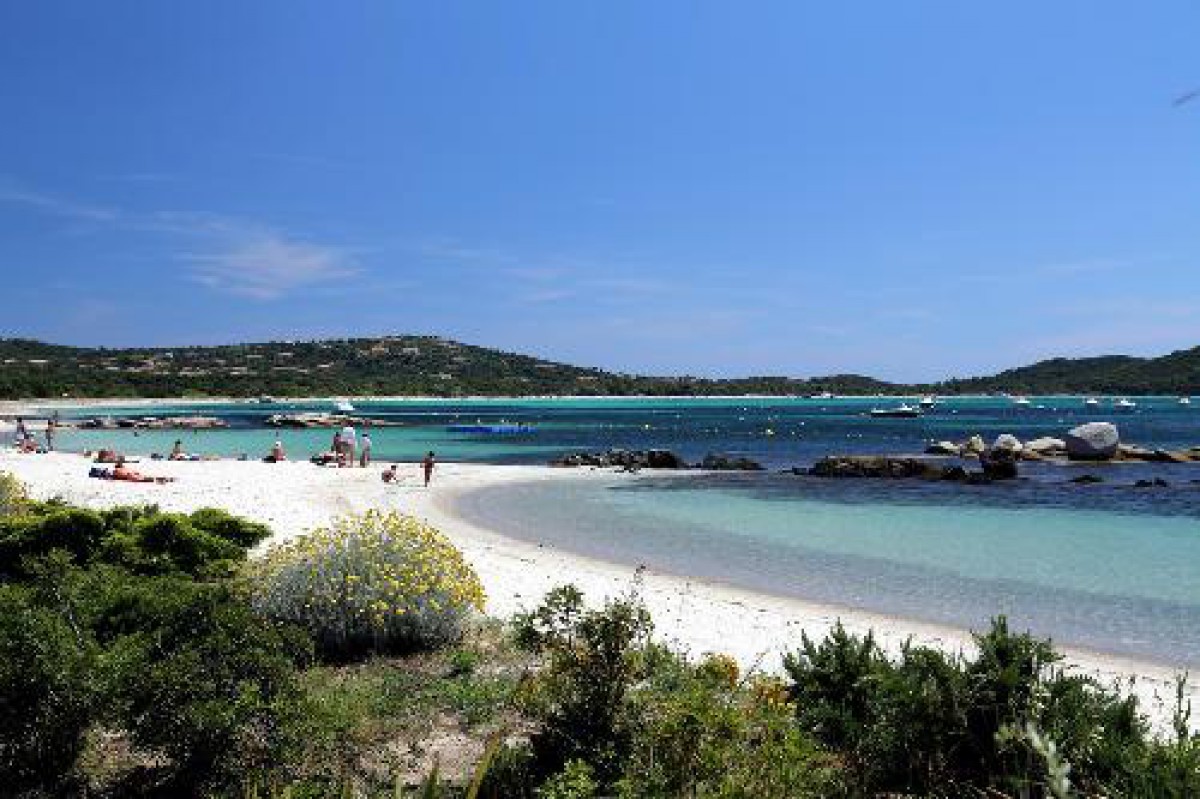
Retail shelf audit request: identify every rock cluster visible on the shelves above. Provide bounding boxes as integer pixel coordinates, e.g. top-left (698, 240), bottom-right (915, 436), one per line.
top-left (806, 455), bottom-right (1003, 483)
top-left (550, 449), bottom-right (687, 469)
top-left (265, 413), bottom-right (403, 428)
top-left (79, 415), bottom-right (228, 430)
top-left (700, 453), bottom-right (764, 471)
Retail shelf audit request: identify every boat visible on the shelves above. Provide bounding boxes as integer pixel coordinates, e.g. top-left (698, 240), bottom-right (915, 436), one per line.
top-left (919, 396), bottom-right (936, 408)
top-left (1179, 397), bottom-right (1191, 406)
top-left (1114, 398), bottom-right (1137, 411)
top-left (333, 400), bottom-right (356, 413)
top-left (1083, 397), bottom-right (1100, 408)
top-left (868, 404), bottom-right (922, 419)
top-left (809, 391), bottom-right (834, 400)
top-left (1012, 396), bottom-right (1032, 406)
top-left (255, 395), bottom-right (276, 404)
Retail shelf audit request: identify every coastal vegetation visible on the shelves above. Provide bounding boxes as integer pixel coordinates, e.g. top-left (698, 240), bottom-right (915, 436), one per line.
top-left (2, 477), bottom-right (1199, 797)
top-left (5, 336), bottom-right (1200, 399)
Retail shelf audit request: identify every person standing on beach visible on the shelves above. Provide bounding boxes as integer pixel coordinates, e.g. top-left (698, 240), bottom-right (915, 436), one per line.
top-left (341, 423), bottom-right (356, 467)
top-left (422, 451), bottom-right (436, 487)
top-left (45, 415), bottom-right (57, 451)
top-left (359, 431), bottom-right (372, 468)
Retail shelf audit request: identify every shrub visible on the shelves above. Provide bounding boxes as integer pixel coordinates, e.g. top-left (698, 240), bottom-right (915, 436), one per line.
top-left (248, 510), bottom-right (486, 661)
top-left (0, 584), bottom-right (97, 794)
top-left (0, 471), bottom-right (27, 517)
top-left (103, 579), bottom-right (310, 792)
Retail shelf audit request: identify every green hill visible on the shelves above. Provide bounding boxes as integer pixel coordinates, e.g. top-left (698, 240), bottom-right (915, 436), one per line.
top-left (0, 336), bottom-right (1197, 399)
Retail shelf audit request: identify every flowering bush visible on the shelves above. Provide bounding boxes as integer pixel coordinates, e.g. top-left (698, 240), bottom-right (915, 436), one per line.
top-left (247, 510), bottom-right (486, 660)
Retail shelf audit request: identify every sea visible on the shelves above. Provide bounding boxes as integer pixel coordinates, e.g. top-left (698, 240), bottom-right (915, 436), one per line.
top-left (34, 395), bottom-right (1200, 667)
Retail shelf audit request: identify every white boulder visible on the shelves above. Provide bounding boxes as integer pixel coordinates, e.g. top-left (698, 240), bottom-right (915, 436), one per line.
top-left (1065, 422), bottom-right (1119, 461)
top-left (992, 434), bottom-right (1023, 453)
top-left (961, 434), bottom-right (987, 454)
top-left (1024, 437), bottom-right (1066, 455)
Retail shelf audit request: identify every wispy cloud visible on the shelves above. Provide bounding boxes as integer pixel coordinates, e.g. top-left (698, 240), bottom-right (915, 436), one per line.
top-left (0, 183), bottom-right (119, 222)
top-left (186, 234), bottom-right (360, 300)
top-left (1, 177), bottom-right (361, 301)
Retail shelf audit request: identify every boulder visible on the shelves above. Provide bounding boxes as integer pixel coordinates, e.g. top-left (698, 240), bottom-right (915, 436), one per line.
top-left (924, 441), bottom-right (961, 456)
top-left (992, 434), bottom-right (1023, 454)
top-left (1065, 422), bottom-right (1119, 461)
top-left (1152, 449), bottom-right (1192, 464)
top-left (1116, 444), bottom-right (1155, 461)
top-left (980, 449), bottom-right (1019, 480)
top-left (700, 453), bottom-right (764, 471)
top-left (961, 435), bottom-right (987, 455)
top-left (1024, 437), bottom-right (1066, 455)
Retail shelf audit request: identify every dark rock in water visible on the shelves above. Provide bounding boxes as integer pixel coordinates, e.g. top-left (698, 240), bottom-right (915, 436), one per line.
top-left (646, 449), bottom-right (686, 469)
top-left (924, 441), bottom-right (961, 456)
top-left (550, 448), bottom-right (688, 470)
top-left (979, 449), bottom-right (1019, 480)
top-left (1070, 474), bottom-right (1104, 484)
top-left (1134, 478), bottom-right (1170, 488)
top-left (941, 465), bottom-right (970, 482)
top-left (701, 453), bottom-right (764, 471)
top-left (810, 456), bottom-right (945, 480)
top-left (1151, 449), bottom-right (1193, 463)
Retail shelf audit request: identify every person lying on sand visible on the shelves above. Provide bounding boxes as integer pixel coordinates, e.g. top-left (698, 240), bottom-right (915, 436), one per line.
top-left (381, 464), bottom-right (399, 483)
top-left (111, 458), bottom-right (176, 484)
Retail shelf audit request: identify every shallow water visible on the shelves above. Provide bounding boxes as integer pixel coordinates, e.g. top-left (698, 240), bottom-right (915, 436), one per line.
top-left (454, 472), bottom-right (1200, 667)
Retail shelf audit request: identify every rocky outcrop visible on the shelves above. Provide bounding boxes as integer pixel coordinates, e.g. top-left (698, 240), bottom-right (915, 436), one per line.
top-left (1024, 437), bottom-right (1066, 456)
top-left (550, 449), bottom-right (687, 469)
top-left (980, 449), bottom-right (1019, 480)
top-left (924, 441), bottom-right (961, 456)
top-left (82, 415), bottom-right (228, 430)
top-left (265, 413), bottom-right (403, 428)
top-left (1065, 422), bottom-right (1120, 461)
top-left (808, 456), bottom-right (971, 481)
top-left (700, 453), bottom-right (764, 471)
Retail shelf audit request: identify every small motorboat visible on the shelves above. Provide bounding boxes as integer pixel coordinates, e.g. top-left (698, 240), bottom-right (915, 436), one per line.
top-left (1083, 397), bottom-right (1100, 408)
top-left (255, 395), bottom-right (276, 404)
top-left (919, 396), bottom-right (936, 408)
top-left (1012, 396), bottom-right (1032, 406)
top-left (1179, 397), bottom-right (1191, 406)
top-left (869, 404), bottom-right (922, 419)
top-left (1114, 398), bottom-right (1137, 411)
top-left (333, 400), bottom-right (356, 413)
top-left (809, 391), bottom-right (834, 400)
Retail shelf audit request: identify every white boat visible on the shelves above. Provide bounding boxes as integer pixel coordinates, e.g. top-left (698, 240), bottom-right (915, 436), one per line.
top-left (809, 391), bottom-right (834, 400)
top-left (869, 404), bottom-right (922, 419)
top-left (919, 396), bottom-right (936, 408)
top-left (1179, 397), bottom-right (1191, 406)
top-left (1083, 397), bottom-right (1100, 408)
top-left (1114, 398), bottom-right (1137, 410)
top-left (333, 400), bottom-right (356, 413)
top-left (1012, 396), bottom-right (1032, 406)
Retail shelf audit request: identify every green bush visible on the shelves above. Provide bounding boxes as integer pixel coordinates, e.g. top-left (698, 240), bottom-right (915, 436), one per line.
top-left (0, 583), bottom-right (97, 794)
top-left (103, 579), bottom-right (311, 792)
top-left (247, 510), bottom-right (487, 661)
top-left (0, 503), bottom-right (268, 579)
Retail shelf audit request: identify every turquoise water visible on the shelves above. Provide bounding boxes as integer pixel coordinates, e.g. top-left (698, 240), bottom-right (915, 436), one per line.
top-left (454, 474), bottom-right (1200, 666)
top-left (26, 396), bottom-right (1200, 664)
top-left (34, 395), bottom-right (1200, 468)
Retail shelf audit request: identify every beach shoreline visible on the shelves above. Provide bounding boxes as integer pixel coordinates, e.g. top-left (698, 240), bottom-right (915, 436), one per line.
top-left (0, 450), bottom-right (1194, 733)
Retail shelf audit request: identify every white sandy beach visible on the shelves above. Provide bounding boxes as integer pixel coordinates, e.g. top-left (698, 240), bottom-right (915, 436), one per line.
top-left (1, 450), bottom-right (1195, 733)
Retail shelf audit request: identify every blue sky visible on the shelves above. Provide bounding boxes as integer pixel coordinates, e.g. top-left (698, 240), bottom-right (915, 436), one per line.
top-left (1, 1), bottom-right (1198, 381)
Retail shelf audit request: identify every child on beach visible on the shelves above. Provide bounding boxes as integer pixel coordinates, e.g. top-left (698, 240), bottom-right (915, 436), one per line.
top-left (422, 451), bottom-right (436, 487)
top-left (381, 463), bottom-right (398, 483)
top-left (265, 437), bottom-right (286, 462)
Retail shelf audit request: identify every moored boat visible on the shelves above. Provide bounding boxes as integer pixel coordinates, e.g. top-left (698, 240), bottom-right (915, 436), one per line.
top-left (868, 404), bottom-right (922, 419)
